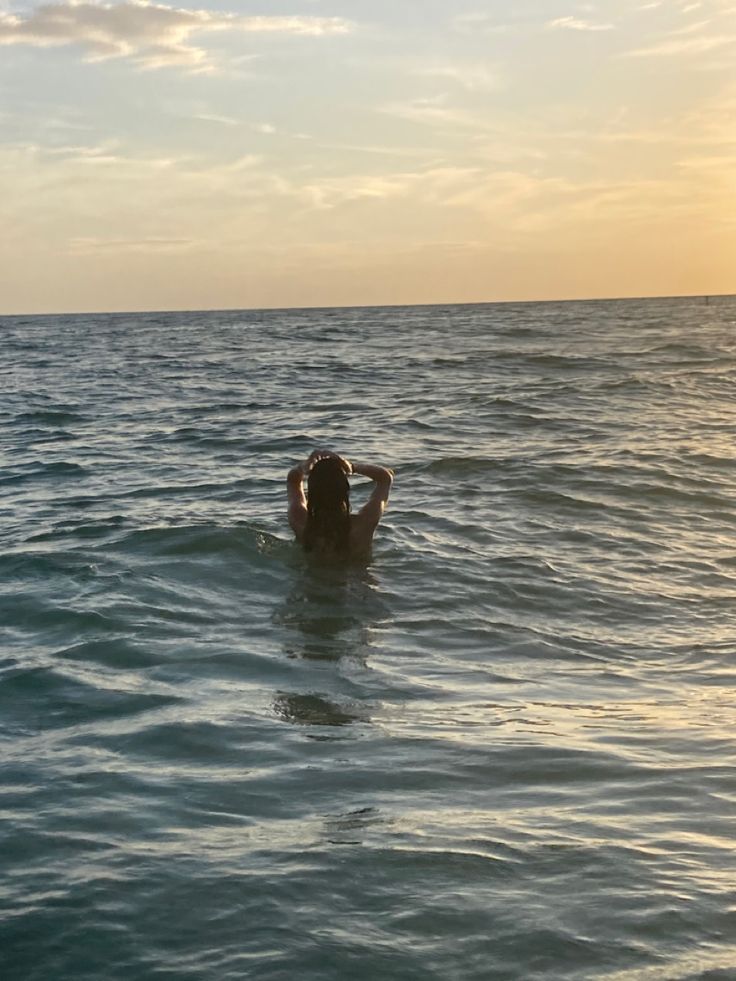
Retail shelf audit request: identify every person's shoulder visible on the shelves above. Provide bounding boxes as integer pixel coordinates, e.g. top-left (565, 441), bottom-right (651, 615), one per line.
top-left (349, 513), bottom-right (375, 553)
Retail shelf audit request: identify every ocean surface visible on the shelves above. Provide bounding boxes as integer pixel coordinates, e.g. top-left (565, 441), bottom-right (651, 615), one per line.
top-left (2, 296), bottom-right (735, 981)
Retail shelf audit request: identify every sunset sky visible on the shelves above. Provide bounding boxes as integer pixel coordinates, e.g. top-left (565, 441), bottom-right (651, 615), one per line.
top-left (1, 0), bottom-right (734, 313)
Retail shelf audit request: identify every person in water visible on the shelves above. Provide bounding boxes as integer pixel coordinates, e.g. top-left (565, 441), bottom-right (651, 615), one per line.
top-left (287, 449), bottom-right (393, 556)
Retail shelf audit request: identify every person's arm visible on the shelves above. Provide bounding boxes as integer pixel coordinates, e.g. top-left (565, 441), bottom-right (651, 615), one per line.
top-left (287, 465), bottom-right (308, 539)
top-left (353, 462), bottom-right (394, 531)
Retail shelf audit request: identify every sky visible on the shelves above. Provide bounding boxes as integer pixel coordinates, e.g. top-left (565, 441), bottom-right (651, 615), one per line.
top-left (0, 0), bottom-right (734, 313)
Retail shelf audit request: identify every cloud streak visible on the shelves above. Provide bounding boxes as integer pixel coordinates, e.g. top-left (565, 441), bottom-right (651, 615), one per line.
top-left (626, 33), bottom-right (735, 56)
top-left (546, 16), bottom-right (614, 32)
top-left (0, 1), bottom-right (351, 69)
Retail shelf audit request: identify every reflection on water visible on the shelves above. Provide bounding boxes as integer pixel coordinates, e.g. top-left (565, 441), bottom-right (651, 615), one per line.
top-left (273, 560), bottom-right (388, 664)
top-left (270, 559), bottom-right (389, 730)
top-left (272, 691), bottom-right (369, 728)
top-left (324, 806), bottom-right (388, 845)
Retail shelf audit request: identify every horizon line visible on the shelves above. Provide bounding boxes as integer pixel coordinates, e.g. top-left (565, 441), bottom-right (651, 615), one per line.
top-left (1, 291), bottom-right (732, 320)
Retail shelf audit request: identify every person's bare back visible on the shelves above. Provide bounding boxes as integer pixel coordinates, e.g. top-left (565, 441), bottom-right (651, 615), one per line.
top-left (287, 449), bottom-right (393, 558)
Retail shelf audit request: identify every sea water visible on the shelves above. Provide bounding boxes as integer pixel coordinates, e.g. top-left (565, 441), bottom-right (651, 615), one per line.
top-left (1, 297), bottom-right (735, 980)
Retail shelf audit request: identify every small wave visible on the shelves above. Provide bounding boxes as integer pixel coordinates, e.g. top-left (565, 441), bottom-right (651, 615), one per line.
top-left (432, 353), bottom-right (469, 366)
top-left (1, 594), bottom-right (121, 635)
top-left (0, 461), bottom-right (88, 486)
top-left (0, 661), bottom-right (180, 728)
top-left (424, 456), bottom-right (504, 477)
top-left (10, 427), bottom-right (76, 443)
top-left (177, 401), bottom-right (264, 416)
top-left (14, 408), bottom-right (88, 426)
top-left (468, 395), bottom-right (543, 413)
top-left (0, 550), bottom-right (100, 582)
top-left (491, 350), bottom-right (616, 370)
top-left (518, 487), bottom-right (616, 513)
top-left (594, 375), bottom-right (679, 394)
top-left (25, 516), bottom-right (128, 544)
top-left (111, 522), bottom-right (287, 560)
top-left (108, 718), bottom-right (245, 765)
top-left (600, 478), bottom-right (735, 512)
top-left (56, 638), bottom-right (161, 670)
top-left (680, 450), bottom-right (736, 471)
top-left (643, 340), bottom-right (728, 361)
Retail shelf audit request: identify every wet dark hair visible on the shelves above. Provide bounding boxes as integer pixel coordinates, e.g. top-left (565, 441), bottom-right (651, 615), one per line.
top-left (304, 458), bottom-right (351, 554)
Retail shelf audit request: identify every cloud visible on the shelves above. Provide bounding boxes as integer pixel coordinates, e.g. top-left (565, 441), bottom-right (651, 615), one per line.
top-left (455, 11), bottom-right (615, 37)
top-left (410, 63), bottom-right (502, 92)
top-left (624, 0), bottom-right (736, 57)
top-left (379, 95), bottom-right (484, 130)
top-left (0, 1), bottom-right (351, 70)
top-left (68, 235), bottom-right (195, 253)
top-left (452, 12), bottom-right (515, 35)
top-left (626, 33), bottom-right (735, 56)
top-left (192, 111), bottom-right (240, 126)
top-left (546, 16), bottom-right (614, 32)
top-left (0, 138), bottom-right (184, 173)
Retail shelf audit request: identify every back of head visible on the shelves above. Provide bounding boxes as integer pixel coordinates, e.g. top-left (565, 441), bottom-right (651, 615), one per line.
top-left (305, 458), bottom-right (350, 553)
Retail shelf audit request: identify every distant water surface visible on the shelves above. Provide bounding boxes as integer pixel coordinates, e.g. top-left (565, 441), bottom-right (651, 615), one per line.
top-left (2, 296), bottom-right (736, 980)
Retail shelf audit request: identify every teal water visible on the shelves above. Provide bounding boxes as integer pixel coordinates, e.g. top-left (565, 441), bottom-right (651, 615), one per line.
top-left (2, 297), bottom-right (736, 980)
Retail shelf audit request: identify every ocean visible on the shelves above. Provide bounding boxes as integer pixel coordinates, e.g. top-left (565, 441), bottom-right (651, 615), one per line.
top-left (1, 296), bottom-right (735, 980)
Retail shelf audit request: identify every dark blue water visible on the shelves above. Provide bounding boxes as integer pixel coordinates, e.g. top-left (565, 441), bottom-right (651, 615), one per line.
top-left (2, 297), bottom-right (736, 980)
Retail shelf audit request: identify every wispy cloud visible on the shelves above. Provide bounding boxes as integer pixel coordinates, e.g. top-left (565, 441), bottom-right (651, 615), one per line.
top-left (454, 10), bottom-right (615, 38)
top-left (68, 235), bottom-right (196, 254)
top-left (0, 2), bottom-right (352, 71)
top-left (452, 12), bottom-right (515, 35)
top-left (0, 138), bottom-right (182, 170)
top-left (546, 16), bottom-right (614, 32)
top-left (624, 0), bottom-right (736, 57)
top-left (410, 63), bottom-right (502, 92)
top-left (192, 112), bottom-right (241, 127)
top-left (296, 166), bottom-right (481, 211)
top-left (626, 33), bottom-right (735, 56)
top-left (379, 95), bottom-right (484, 130)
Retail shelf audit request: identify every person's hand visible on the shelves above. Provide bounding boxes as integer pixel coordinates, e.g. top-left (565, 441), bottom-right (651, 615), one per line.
top-left (302, 449), bottom-right (352, 475)
top-left (322, 450), bottom-right (352, 475)
top-left (302, 448), bottom-right (335, 473)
